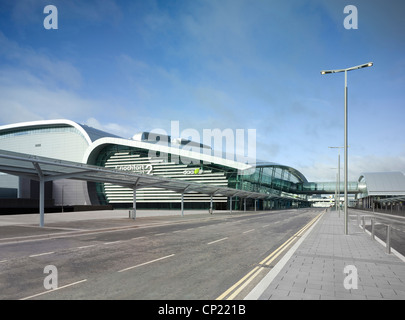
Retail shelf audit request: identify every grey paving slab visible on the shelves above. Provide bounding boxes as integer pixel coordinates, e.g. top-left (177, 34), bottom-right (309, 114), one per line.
top-left (247, 209), bottom-right (405, 300)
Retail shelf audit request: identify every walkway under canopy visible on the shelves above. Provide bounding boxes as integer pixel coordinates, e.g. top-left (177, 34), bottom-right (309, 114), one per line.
top-left (0, 149), bottom-right (302, 226)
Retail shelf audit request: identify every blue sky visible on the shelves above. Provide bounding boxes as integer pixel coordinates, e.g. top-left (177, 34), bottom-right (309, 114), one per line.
top-left (0, 0), bottom-right (404, 182)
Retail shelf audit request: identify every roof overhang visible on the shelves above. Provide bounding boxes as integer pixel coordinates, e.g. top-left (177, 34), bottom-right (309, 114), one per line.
top-left (0, 119), bottom-right (93, 145)
top-left (83, 137), bottom-right (253, 173)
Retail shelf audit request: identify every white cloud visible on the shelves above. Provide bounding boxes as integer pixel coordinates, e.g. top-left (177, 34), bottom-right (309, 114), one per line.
top-left (297, 153), bottom-right (405, 183)
top-left (0, 32), bottom-right (82, 89)
top-left (0, 82), bottom-right (96, 124)
top-left (84, 117), bottom-right (135, 139)
top-left (0, 32), bottom-right (97, 125)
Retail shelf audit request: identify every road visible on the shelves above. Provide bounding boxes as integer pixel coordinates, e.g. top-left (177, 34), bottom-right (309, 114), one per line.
top-left (0, 208), bottom-right (322, 300)
top-left (361, 218), bottom-right (405, 257)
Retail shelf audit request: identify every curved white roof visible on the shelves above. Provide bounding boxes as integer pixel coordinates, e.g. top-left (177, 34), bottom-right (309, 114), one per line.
top-left (83, 137), bottom-right (252, 172)
top-left (0, 119), bottom-right (120, 145)
top-left (359, 172), bottom-right (405, 196)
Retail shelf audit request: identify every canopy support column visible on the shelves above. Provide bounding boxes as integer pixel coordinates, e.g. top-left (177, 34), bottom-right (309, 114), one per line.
top-left (132, 188), bottom-right (137, 220)
top-left (132, 178), bottom-right (140, 220)
top-left (39, 177), bottom-right (45, 227)
top-left (33, 162), bottom-right (45, 227)
top-left (181, 193), bottom-right (184, 217)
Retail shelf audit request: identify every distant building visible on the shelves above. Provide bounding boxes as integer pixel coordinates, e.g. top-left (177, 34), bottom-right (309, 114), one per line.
top-left (357, 172), bottom-right (405, 212)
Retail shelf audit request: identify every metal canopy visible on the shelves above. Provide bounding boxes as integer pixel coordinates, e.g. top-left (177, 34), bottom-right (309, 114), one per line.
top-left (0, 149), bottom-right (304, 226)
top-left (375, 196), bottom-right (405, 204)
top-left (0, 149), bottom-right (297, 199)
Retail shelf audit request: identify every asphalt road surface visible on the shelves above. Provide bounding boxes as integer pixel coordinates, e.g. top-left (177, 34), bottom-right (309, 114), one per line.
top-left (0, 208), bottom-right (322, 300)
top-left (363, 219), bottom-right (405, 257)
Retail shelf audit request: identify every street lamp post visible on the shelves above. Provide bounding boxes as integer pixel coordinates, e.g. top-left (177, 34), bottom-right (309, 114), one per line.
top-left (321, 62), bottom-right (373, 235)
top-left (329, 167), bottom-right (339, 213)
top-left (329, 146), bottom-right (345, 218)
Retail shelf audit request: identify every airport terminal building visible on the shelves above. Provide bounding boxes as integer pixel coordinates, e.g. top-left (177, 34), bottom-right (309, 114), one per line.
top-left (0, 119), bottom-right (310, 212)
top-left (1, 119), bottom-right (404, 214)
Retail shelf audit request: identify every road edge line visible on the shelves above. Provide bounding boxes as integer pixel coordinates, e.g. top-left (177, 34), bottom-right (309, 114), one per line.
top-left (244, 211), bottom-right (324, 300)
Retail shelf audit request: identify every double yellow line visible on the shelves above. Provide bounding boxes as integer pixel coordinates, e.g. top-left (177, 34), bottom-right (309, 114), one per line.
top-left (216, 211), bottom-right (324, 300)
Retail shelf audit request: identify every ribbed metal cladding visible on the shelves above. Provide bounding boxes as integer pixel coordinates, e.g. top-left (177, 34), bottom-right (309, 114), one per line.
top-left (103, 152), bottom-right (228, 203)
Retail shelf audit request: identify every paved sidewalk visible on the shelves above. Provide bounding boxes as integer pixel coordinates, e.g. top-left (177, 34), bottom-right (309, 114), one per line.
top-left (247, 209), bottom-right (405, 300)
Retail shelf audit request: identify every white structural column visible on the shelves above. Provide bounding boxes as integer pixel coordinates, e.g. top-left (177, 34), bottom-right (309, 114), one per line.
top-left (179, 186), bottom-right (191, 217)
top-left (132, 178), bottom-right (140, 220)
top-left (181, 193), bottom-right (184, 217)
top-left (32, 162), bottom-right (45, 227)
top-left (39, 178), bottom-right (45, 227)
top-left (132, 188), bottom-right (136, 220)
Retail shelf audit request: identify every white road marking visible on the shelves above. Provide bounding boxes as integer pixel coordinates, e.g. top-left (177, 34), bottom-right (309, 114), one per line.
top-left (29, 252), bottom-right (54, 258)
top-left (118, 254), bottom-right (175, 273)
top-left (207, 237), bottom-right (228, 245)
top-left (77, 245), bottom-right (96, 249)
top-left (243, 229), bottom-right (255, 234)
top-left (103, 240), bottom-right (122, 245)
top-left (131, 236), bottom-right (145, 240)
top-left (20, 279), bottom-right (88, 300)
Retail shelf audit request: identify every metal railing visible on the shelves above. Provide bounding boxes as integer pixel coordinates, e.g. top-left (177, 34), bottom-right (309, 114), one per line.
top-left (354, 204), bottom-right (405, 216)
top-left (351, 209), bottom-right (405, 254)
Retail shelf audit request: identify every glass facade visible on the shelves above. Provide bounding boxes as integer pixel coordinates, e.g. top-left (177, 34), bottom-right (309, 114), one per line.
top-left (297, 181), bottom-right (359, 194)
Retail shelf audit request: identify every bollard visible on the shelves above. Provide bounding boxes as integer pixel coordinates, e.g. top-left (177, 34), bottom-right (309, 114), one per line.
top-left (386, 225), bottom-right (391, 254)
top-left (361, 216), bottom-right (365, 231)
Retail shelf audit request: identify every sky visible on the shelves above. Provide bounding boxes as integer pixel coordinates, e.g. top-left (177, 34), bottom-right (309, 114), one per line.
top-left (0, 0), bottom-right (404, 182)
